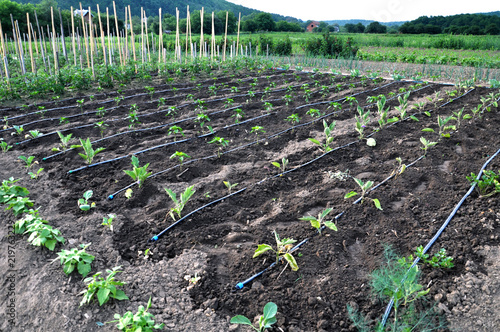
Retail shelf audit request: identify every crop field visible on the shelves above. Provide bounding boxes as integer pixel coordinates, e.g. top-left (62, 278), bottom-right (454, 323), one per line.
top-left (1, 65), bottom-right (499, 331)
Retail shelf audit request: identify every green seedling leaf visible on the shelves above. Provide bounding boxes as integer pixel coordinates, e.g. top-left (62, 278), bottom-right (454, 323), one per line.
top-left (283, 253), bottom-right (299, 271)
top-left (230, 315), bottom-right (253, 326)
top-left (373, 198), bottom-right (383, 210)
top-left (345, 191), bottom-right (358, 199)
top-left (421, 128), bottom-right (435, 132)
top-left (253, 244), bottom-right (273, 258)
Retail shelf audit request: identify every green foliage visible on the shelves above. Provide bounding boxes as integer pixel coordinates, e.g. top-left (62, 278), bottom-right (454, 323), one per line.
top-left (25, 218), bottom-right (65, 251)
top-left (345, 177), bottom-right (382, 210)
top-left (308, 120), bottom-right (336, 152)
top-left (109, 297), bottom-right (164, 331)
top-left (302, 33), bottom-right (358, 58)
top-left (208, 137), bottom-right (229, 158)
top-left (78, 190), bottom-right (96, 211)
top-left (285, 113), bottom-right (300, 125)
top-left (223, 181), bottom-right (239, 193)
top-left (5, 196), bottom-right (34, 216)
top-left (230, 302), bottom-right (278, 332)
top-left (102, 214), bottom-right (116, 231)
top-left (55, 243), bottom-right (95, 277)
top-left (0, 139), bottom-right (13, 153)
top-left (467, 169), bottom-right (500, 197)
top-left (0, 177), bottom-right (30, 205)
top-left (271, 157), bottom-right (289, 174)
top-left (422, 115), bottom-right (456, 138)
top-left (253, 230), bottom-right (298, 271)
top-left (18, 155), bottom-right (36, 169)
top-left (80, 266), bottom-right (129, 307)
top-left (167, 126), bottom-right (184, 141)
top-left (400, 246), bottom-right (454, 269)
top-left (169, 151), bottom-right (190, 168)
top-left (164, 185), bottom-right (195, 221)
top-left (419, 137), bottom-right (438, 156)
top-left (123, 156), bottom-right (152, 188)
top-left (28, 168), bottom-right (44, 180)
top-left (355, 106), bottom-right (370, 140)
top-left (78, 138), bottom-right (106, 164)
top-left (14, 209), bottom-right (41, 234)
top-left (299, 207), bottom-right (337, 234)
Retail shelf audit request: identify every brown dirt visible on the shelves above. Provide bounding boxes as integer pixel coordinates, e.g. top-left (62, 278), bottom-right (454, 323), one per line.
top-left (0, 69), bottom-right (499, 332)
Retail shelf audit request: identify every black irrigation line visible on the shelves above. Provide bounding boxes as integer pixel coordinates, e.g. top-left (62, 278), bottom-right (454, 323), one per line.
top-left (107, 81), bottom-right (405, 199)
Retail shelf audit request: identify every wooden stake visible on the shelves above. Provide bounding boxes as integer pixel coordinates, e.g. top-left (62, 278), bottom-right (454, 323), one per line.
top-left (112, 1), bottom-right (122, 66)
top-left (236, 13), bottom-right (241, 56)
top-left (50, 7), bottom-right (58, 71)
top-left (96, 5), bottom-right (106, 66)
top-left (185, 6), bottom-right (189, 59)
top-left (123, 7), bottom-right (128, 63)
top-left (158, 8), bottom-right (162, 66)
top-left (107, 7), bottom-right (112, 65)
top-left (79, 3), bottom-right (90, 68)
top-left (88, 7), bottom-right (95, 77)
top-left (26, 13), bottom-right (35, 73)
top-left (71, 6), bottom-right (76, 65)
top-left (140, 7), bottom-right (144, 64)
top-left (0, 19), bottom-right (9, 82)
top-left (58, 8), bottom-right (68, 62)
top-left (223, 11), bottom-right (228, 62)
top-left (199, 7), bottom-right (204, 58)
top-left (211, 12), bottom-right (215, 61)
top-left (33, 10), bottom-right (47, 71)
top-left (144, 10), bottom-right (150, 62)
top-left (128, 6), bottom-right (136, 66)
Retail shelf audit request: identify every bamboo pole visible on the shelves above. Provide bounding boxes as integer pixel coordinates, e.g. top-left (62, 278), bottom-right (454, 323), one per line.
top-left (32, 26), bottom-right (38, 55)
top-left (223, 11), bottom-right (228, 62)
top-left (107, 7), bottom-right (112, 65)
top-left (58, 8), bottom-right (68, 62)
top-left (33, 10), bottom-right (47, 71)
top-left (14, 19), bottom-right (26, 75)
top-left (175, 8), bottom-right (180, 61)
top-left (185, 6), bottom-right (189, 59)
top-left (199, 7), bottom-right (204, 58)
top-left (26, 13), bottom-right (35, 73)
top-left (123, 7), bottom-right (128, 63)
top-left (88, 7), bottom-right (95, 77)
top-left (0, 20), bottom-right (9, 82)
top-left (144, 10), bottom-right (150, 62)
top-left (71, 6), bottom-right (76, 65)
top-left (140, 7), bottom-right (144, 64)
top-left (236, 13), bottom-right (241, 56)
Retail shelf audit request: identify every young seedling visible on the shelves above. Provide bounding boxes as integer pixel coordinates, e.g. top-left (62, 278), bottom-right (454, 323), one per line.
top-left (306, 108), bottom-right (322, 118)
top-left (253, 230), bottom-right (298, 271)
top-left (96, 107), bottom-right (107, 117)
top-left (452, 107), bottom-right (472, 129)
top-left (344, 96), bottom-right (358, 109)
top-left (223, 181), bottom-right (239, 193)
top-left (355, 106), bottom-right (370, 140)
top-left (195, 113), bottom-right (211, 133)
top-left (157, 97), bottom-right (167, 109)
top-left (125, 189), bottom-right (133, 199)
top-left (309, 120), bottom-right (336, 153)
top-left (225, 98), bottom-right (234, 108)
top-left (79, 266), bottom-right (128, 306)
top-left (285, 114), bottom-right (300, 125)
top-left (170, 151), bottom-right (190, 169)
top-left (76, 99), bottom-right (85, 112)
top-left (419, 137), bottom-right (438, 156)
top-left (18, 155), bottom-right (37, 169)
top-left (283, 94), bottom-right (293, 106)
top-left (376, 95), bottom-right (398, 128)
top-left (78, 190), bottom-right (96, 211)
top-left (250, 126), bottom-right (266, 142)
top-left (102, 214), bottom-right (116, 231)
top-left (232, 108), bottom-right (245, 124)
top-left (0, 139), bottom-right (13, 153)
top-left (344, 177), bottom-right (383, 210)
top-left (164, 185), bottom-right (195, 220)
top-left (467, 170), bottom-right (500, 198)
top-left (12, 125), bottom-right (24, 136)
top-left (165, 106), bottom-right (178, 118)
top-left (299, 207), bottom-right (337, 234)
top-left (320, 85), bottom-right (330, 99)
top-left (108, 297), bottom-right (164, 331)
top-left (230, 302), bottom-right (278, 332)
top-left (94, 121), bottom-right (109, 138)
top-left (271, 158), bottom-right (289, 174)
top-left (195, 99), bottom-right (207, 112)
top-left (263, 102), bottom-right (273, 112)
top-left (127, 105), bottom-right (140, 128)
top-left (54, 243), bottom-right (95, 277)
top-left (123, 155), bottom-right (152, 188)
top-left (29, 130), bottom-right (43, 138)
top-left (52, 132), bottom-right (77, 152)
top-left (208, 137), bottom-right (229, 158)
top-left (422, 115), bottom-right (456, 138)
top-left (78, 138), bottom-right (106, 164)
top-left (144, 86), bottom-right (155, 100)
top-left (167, 125), bottom-right (184, 141)
top-left (395, 92), bottom-right (411, 120)
top-left (14, 209), bottom-right (41, 234)
top-left (28, 168), bottom-right (44, 180)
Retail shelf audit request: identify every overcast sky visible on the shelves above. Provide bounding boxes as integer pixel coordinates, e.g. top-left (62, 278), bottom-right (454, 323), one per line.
top-left (226, 0), bottom-right (498, 22)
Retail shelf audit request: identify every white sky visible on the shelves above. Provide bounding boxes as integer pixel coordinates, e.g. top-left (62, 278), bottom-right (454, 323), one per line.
top-left (226, 0), bottom-right (499, 22)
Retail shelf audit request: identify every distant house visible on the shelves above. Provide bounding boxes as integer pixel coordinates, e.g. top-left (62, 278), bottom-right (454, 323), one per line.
top-left (73, 9), bottom-right (94, 23)
top-left (306, 21), bottom-right (320, 32)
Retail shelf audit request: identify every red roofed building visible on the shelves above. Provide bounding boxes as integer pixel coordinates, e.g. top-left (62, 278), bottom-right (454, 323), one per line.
top-left (307, 21), bottom-right (320, 32)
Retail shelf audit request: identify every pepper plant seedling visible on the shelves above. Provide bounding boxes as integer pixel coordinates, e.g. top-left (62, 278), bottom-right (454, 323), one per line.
top-left (232, 108), bottom-right (245, 124)
top-left (54, 243), bottom-right (95, 277)
top-left (250, 126), bottom-right (265, 142)
top-left (285, 114), bottom-right (300, 125)
top-left (208, 137), bottom-right (229, 158)
top-left (123, 155), bottom-right (152, 188)
top-left (167, 125), bottom-right (184, 141)
top-left (271, 157), bottom-right (289, 174)
top-left (79, 266), bottom-right (129, 306)
top-left (78, 138), bottom-right (106, 164)
top-left (223, 181), bottom-right (239, 193)
top-left (345, 177), bottom-right (383, 210)
top-left (299, 208), bottom-right (337, 234)
top-left (170, 151), bottom-right (190, 169)
top-left (164, 185), bottom-right (195, 221)
top-left (195, 113), bottom-right (211, 133)
top-left (230, 302), bottom-right (278, 332)
top-left (306, 108), bottom-right (322, 118)
top-left (78, 190), bottom-right (96, 211)
top-left (253, 230), bottom-right (298, 271)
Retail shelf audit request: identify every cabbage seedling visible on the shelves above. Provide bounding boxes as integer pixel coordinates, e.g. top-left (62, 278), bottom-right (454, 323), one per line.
top-left (345, 177), bottom-right (382, 210)
top-left (230, 302), bottom-right (278, 332)
top-left (102, 214), bottom-right (116, 231)
top-left (0, 140), bottom-right (12, 153)
top-left (78, 138), bottom-right (106, 164)
top-left (28, 168), bottom-right (44, 180)
top-left (164, 185), bottom-right (195, 220)
top-left (253, 230), bottom-right (298, 271)
top-left (123, 155), bottom-right (152, 188)
top-left (18, 155), bottom-right (37, 169)
top-left (299, 208), bottom-right (337, 234)
top-left (54, 243), bottom-right (95, 277)
top-left (78, 190), bottom-right (96, 211)
top-left (29, 130), bottom-right (43, 138)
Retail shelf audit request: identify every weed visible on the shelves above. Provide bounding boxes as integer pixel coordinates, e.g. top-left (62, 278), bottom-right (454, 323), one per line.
top-left (467, 169), bottom-right (500, 197)
top-left (108, 297), bottom-right (164, 331)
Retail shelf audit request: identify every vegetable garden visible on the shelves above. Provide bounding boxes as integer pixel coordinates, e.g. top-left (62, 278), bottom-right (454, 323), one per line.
top-left (1, 65), bottom-right (500, 331)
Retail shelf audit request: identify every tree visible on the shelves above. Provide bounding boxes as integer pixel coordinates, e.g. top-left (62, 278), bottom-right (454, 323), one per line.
top-left (365, 21), bottom-right (387, 33)
top-left (254, 12), bottom-right (275, 31)
top-left (485, 23), bottom-right (500, 35)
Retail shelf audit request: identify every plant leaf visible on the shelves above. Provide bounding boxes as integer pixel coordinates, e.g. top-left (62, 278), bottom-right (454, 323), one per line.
top-left (344, 191), bottom-right (358, 199)
top-left (283, 253), bottom-right (299, 271)
top-left (372, 198), bottom-right (383, 210)
top-left (262, 302), bottom-right (278, 322)
top-left (421, 128), bottom-right (435, 132)
top-left (97, 287), bottom-right (111, 306)
top-left (230, 315), bottom-right (253, 326)
top-left (253, 244), bottom-right (273, 258)
top-left (324, 220), bottom-right (338, 231)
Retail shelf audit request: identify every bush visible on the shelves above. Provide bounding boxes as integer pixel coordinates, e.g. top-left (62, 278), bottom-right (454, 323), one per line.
top-left (302, 33), bottom-right (358, 58)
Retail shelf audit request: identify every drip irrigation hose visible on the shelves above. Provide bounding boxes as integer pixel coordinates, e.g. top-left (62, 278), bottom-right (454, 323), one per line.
top-left (380, 146), bottom-right (500, 328)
